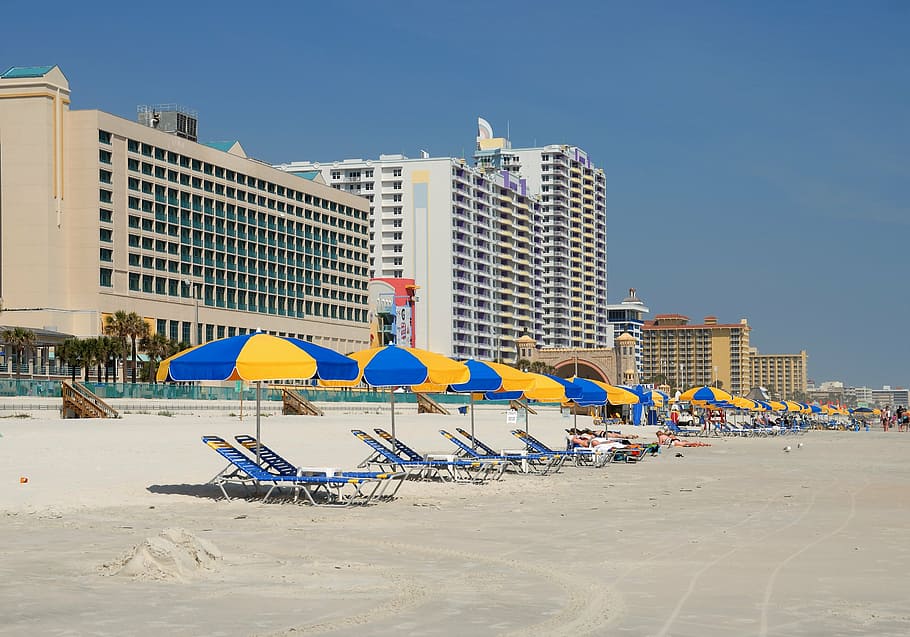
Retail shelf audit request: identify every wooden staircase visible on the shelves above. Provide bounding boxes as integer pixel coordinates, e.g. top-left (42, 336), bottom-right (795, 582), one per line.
top-left (510, 399), bottom-right (537, 415)
top-left (281, 388), bottom-right (324, 416)
top-left (415, 392), bottom-right (449, 415)
top-left (61, 381), bottom-right (119, 419)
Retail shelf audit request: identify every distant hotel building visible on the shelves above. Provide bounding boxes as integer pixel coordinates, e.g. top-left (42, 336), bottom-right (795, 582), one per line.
top-left (278, 118), bottom-right (609, 360)
top-left (641, 314), bottom-right (751, 395)
top-left (0, 66), bottom-right (370, 353)
top-left (749, 349), bottom-right (808, 400)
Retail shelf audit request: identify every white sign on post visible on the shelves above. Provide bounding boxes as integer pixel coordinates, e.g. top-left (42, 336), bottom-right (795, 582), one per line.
top-left (506, 409), bottom-right (518, 425)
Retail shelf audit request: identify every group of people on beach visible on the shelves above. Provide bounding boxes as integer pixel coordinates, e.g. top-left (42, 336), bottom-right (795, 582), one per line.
top-left (881, 405), bottom-right (908, 432)
top-left (566, 427), bottom-right (711, 451)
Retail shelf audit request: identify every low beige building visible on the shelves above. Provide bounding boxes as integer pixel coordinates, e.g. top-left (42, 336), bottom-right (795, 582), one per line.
top-left (0, 65), bottom-right (369, 353)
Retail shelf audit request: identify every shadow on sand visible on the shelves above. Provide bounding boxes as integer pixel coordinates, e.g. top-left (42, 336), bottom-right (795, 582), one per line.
top-left (147, 484), bottom-right (226, 500)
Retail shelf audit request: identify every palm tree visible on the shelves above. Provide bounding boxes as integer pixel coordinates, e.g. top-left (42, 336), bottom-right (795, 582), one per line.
top-left (104, 311), bottom-right (131, 383)
top-left (2, 327), bottom-right (36, 379)
top-left (58, 338), bottom-right (84, 382)
top-left (528, 360), bottom-right (556, 375)
top-left (97, 336), bottom-right (120, 383)
top-left (125, 312), bottom-right (150, 384)
top-left (80, 338), bottom-right (100, 383)
top-left (141, 332), bottom-right (174, 383)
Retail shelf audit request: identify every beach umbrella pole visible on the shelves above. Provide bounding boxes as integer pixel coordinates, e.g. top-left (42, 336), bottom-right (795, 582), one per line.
top-left (470, 393), bottom-right (476, 449)
top-left (390, 387), bottom-right (396, 442)
top-left (255, 381), bottom-right (262, 466)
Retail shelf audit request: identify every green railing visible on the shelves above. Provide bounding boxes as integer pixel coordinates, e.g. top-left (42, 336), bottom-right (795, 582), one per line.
top-left (0, 378), bottom-right (512, 405)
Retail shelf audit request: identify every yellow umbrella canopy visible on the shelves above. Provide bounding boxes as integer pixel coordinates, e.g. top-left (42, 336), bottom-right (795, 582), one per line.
top-left (782, 400), bottom-right (803, 412)
top-left (732, 396), bottom-right (759, 410)
top-left (522, 372), bottom-right (580, 402)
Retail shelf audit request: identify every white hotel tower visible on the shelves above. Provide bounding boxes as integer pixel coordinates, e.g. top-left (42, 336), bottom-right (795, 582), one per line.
top-left (474, 119), bottom-right (609, 349)
top-left (278, 119), bottom-right (608, 360)
top-left (278, 153), bottom-right (544, 362)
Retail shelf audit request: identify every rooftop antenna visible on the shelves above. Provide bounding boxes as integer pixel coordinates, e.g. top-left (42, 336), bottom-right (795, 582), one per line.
top-left (507, 119), bottom-right (510, 140)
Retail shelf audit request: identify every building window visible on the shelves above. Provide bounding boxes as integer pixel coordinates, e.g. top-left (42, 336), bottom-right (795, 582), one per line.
top-left (99, 268), bottom-right (112, 287)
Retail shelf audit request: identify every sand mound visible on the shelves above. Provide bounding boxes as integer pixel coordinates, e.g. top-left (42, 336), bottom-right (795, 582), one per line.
top-left (102, 528), bottom-right (222, 580)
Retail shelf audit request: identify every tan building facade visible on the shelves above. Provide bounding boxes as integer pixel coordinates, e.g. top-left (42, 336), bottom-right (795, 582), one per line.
top-left (641, 314), bottom-right (751, 396)
top-left (0, 66), bottom-right (370, 352)
top-left (516, 334), bottom-right (637, 386)
top-left (750, 349), bottom-right (808, 400)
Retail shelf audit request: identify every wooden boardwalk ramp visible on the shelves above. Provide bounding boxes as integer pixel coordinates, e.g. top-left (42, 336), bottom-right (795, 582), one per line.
top-left (61, 381), bottom-right (119, 419)
top-left (415, 392), bottom-right (449, 415)
top-left (281, 388), bottom-right (324, 416)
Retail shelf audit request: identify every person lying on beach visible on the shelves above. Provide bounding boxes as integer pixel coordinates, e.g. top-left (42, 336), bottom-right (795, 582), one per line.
top-left (569, 432), bottom-right (636, 448)
top-left (656, 430), bottom-right (712, 447)
top-left (567, 428), bottom-right (639, 441)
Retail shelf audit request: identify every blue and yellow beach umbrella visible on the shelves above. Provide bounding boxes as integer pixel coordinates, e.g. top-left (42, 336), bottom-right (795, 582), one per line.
top-left (156, 332), bottom-right (359, 464)
top-left (679, 385), bottom-right (734, 405)
top-left (340, 344), bottom-right (471, 439)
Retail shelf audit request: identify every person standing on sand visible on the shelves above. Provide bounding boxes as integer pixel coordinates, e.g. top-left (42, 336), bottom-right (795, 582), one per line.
top-left (882, 405), bottom-right (891, 432)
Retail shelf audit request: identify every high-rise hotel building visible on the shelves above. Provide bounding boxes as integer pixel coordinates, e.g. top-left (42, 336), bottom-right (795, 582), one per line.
top-left (0, 66), bottom-right (370, 351)
top-left (278, 154), bottom-right (543, 361)
top-left (278, 118), bottom-right (609, 358)
top-left (474, 119), bottom-right (609, 349)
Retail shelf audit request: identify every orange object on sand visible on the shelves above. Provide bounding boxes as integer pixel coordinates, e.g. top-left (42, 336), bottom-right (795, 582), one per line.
top-left (19, 476), bottom-right (28, 484)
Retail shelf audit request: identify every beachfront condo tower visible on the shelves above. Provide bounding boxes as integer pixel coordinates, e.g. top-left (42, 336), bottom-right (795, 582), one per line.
top-left (278, 118), bottom-right (609, 360)
top-left (277, 154), bottom-right (543, 362)
top-left (0, 66), bottom-right (370, 353)
top-left (473, 119), bottom-right (609, 350)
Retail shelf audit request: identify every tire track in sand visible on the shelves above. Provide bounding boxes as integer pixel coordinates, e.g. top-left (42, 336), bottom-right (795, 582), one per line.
top-left (654, 481), bottom-right (829, 637)
top-left (261, 534), bottom-right (622, 636)
top-left (757, 478), bottom-right (865, 636)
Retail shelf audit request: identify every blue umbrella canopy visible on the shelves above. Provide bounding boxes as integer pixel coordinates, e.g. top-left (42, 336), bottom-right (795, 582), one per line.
top-left (545, 375), bottom-right (585, 402)
top-left (568, 377), bottom-right (610, 406)
top-left (346, 344), bottom-right (469, 387)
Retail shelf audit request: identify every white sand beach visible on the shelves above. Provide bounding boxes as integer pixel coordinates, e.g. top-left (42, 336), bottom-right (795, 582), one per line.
top-left (1, 401), bottom-right (909, 636)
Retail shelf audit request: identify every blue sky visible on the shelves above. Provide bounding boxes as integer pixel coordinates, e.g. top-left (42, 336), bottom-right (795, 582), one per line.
top-left (3, 1), bottom-right (907, 387)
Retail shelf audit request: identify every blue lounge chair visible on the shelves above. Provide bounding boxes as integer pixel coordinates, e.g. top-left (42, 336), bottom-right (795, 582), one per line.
top-left (439, 430), bottom-right (565, 475)
top-left (233, 435), bottom-right (405, 500)
top-left (667, 421), bottom-right (700, 437)
top-left (455, 427), bottom-right (502, 457)
top-left (372, 428), bottom-right (427, 462)
top-left (202, 436), bottom-right (390, 506)
top-left (351, 430), bottom-right (506, 483)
